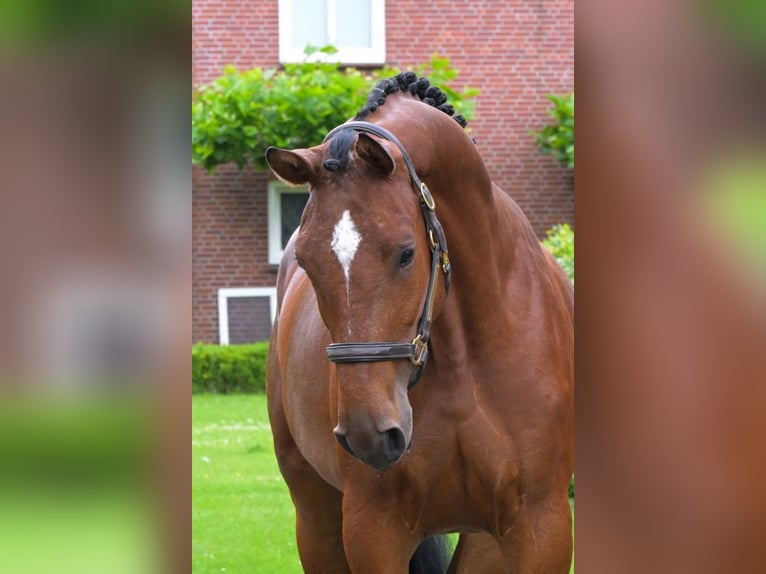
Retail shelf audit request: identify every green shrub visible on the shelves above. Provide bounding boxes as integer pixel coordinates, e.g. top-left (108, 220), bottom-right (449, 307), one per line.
top-left (532, 93), bottom-right (574, 168)
top-left (542, 223), bottom-right (574, 281)
top-left (192, 46), bottom-right (478, 172)
top-left (192, 46), bottom-right (372, 171)
top-left (192, 342), bottom-right (269, 394)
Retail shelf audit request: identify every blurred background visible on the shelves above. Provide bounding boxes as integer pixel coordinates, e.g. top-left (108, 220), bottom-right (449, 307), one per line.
top-left (576, 0), bottom-right (766, 572)
top-left (0, 0), bottom-right (188, 573)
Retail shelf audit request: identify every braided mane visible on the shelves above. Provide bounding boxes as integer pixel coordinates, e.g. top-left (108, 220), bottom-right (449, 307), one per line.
top-left (354, 71), bottom-right (467, 128)
top-left (321, 72), bottom-right (467, 172)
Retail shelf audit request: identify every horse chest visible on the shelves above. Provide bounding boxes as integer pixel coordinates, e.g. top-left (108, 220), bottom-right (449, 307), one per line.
top-left (390, 413), bottom-right (523, 535)
top-left (454, 423), bottom-right (522, 534)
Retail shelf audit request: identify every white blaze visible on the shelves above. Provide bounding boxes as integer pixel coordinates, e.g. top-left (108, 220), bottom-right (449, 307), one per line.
top-left (331, 210), bottom-right (362, 282)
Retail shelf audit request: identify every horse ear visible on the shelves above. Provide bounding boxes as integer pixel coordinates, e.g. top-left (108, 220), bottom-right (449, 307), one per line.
top-left (355, 133), bottom-right (395, 177)
top-left (265, 147), bottom-right (316, 186)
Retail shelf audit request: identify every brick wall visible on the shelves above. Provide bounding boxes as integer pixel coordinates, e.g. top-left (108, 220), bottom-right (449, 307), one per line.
top-left (192, 0), bottom-right (279, 88)
top-left (192, 0), bottom-right (573, 343)
top-left (192, 166), bottom-right (275, 343)
top-left (385, 0), bottom-right (574, 233)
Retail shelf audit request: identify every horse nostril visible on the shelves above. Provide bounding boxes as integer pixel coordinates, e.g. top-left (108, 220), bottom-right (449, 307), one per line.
top-left (334, 430), bottom-right (355, 457)
top-left (382, 427), bottom-right (406, 462)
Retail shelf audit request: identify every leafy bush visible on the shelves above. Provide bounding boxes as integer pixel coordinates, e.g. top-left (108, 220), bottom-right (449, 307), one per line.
top-left (193, 46), bottom-right (371, 171)
top-left (532, 93), bottom-right (574, 168)
top-left (192, 342), bottom-right (269, 394)
top-left (542, 223), bottom-right (574, 281)
top-left (192, 46), bottom-right (478, 172)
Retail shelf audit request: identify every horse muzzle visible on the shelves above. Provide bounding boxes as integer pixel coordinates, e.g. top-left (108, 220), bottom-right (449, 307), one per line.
top-left (334, 422), bottom-right (410, 471)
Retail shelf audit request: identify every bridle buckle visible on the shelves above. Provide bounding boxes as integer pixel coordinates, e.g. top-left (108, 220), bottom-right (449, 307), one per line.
top-left (411, 335), bottom-right (429, 367)
top-left (420, 182), bottom-right (435, 211)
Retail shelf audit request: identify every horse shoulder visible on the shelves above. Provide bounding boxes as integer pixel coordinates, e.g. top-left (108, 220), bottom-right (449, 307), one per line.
top-left (275, 265), bottom-right (346, 490)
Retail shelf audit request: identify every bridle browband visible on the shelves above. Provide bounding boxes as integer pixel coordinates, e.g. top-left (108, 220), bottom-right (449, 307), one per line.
top-left (322, 121), bottom-right (452, 389)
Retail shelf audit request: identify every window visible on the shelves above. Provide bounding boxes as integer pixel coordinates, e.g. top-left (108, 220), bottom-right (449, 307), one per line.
top-left (268, 181), bottom-right (310, 265)
top-left (278, 0), bottom-right (386, 65)
top-left (218, 288), bottom-right (277, 345)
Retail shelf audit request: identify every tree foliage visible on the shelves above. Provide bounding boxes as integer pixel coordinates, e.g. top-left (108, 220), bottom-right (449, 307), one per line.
top-left (192, 46), bottom-right (478, 172)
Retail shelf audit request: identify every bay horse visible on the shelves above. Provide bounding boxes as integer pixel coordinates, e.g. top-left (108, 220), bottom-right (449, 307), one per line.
top-left (265, 72), bottom-right (573, 573)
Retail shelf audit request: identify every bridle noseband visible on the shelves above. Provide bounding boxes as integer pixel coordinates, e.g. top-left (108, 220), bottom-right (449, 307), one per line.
top-left (322, 121), bottom-right (452, 390)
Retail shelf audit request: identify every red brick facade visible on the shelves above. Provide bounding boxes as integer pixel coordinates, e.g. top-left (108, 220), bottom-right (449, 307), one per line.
top-left (193, 0), bottom-right (573, 344)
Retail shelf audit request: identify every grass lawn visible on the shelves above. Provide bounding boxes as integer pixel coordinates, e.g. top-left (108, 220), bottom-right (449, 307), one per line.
top-left (192, 394), bottom-right (301, 573)
top-left (192, 394), bottom-right (574, 573)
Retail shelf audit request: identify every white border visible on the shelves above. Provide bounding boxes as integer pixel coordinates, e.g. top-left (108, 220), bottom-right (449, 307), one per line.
top-left (268, 180), bottom-right (309, 265)
top-left (217, 287), bottom-right (277, 345)
top-left (278, 0), bottom-right (386, 65)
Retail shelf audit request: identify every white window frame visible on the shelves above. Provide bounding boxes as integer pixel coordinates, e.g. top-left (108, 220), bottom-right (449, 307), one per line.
top-left (278, 0), bottom-right (386, 65)
top-left (217, 287), bottom-right (277, 345)
top-left (268, 180), bottom-right (309, 265)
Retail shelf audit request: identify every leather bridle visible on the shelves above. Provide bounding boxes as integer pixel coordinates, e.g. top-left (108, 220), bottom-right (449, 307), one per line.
top-left (322, 121), bottom-right (452, 389)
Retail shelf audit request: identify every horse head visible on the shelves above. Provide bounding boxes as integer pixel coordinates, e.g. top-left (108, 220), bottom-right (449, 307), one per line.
top-left (266, 126), bottom-right (447, 470)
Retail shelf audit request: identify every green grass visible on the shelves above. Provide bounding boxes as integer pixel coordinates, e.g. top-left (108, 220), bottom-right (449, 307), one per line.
top-left (192, 394), bottom-right (301, 573)
top-left (570, 501), bottom-right (575, 574)
top-left (192, 394), bottom-right (574, 573)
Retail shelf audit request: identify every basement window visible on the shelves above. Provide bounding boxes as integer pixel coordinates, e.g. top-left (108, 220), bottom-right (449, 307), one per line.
top-left (217, 288), bottom-right (277, 345)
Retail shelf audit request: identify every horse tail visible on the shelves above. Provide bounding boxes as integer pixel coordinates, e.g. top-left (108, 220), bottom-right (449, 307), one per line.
top-left (409, 535), bottom-right (451, 574)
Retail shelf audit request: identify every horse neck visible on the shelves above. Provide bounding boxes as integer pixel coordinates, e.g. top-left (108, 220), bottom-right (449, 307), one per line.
top-left (424, 148), bottom-right (547, 372)
top-left (394, 111), bottom-right (507, 295)
top-left (375, 101), bottom-right (546, 368)
top-left (434, 188), bottom-right (510, 332)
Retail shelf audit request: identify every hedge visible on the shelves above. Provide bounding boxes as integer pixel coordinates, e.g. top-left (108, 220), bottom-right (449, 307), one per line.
top-left (192, 342), bottom-right (269, 394)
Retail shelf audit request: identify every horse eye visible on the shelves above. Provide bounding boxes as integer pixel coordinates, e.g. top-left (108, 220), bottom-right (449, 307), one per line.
top-left (295, 255), bottom-right (305, 268)
top-left (398, 248), bottom-right (415, 269)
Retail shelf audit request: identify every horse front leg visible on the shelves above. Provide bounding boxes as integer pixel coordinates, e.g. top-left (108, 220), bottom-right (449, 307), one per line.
top-left (272, 425), bottom-right (350, 573)
top-left (498, 495), bottom-right (573, 573)
top-left (268, 362), bottom-right (350, 571)
top-left (341, 487), bottom-right (421, 574)
top-left (447, 532), bottom-right (506, 573)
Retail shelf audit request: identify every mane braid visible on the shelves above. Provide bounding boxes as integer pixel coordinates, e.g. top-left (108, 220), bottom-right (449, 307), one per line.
top-left (354, 72), bottom-right (467, 128)
top-left (323, 129), bottom-right (357, 172)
